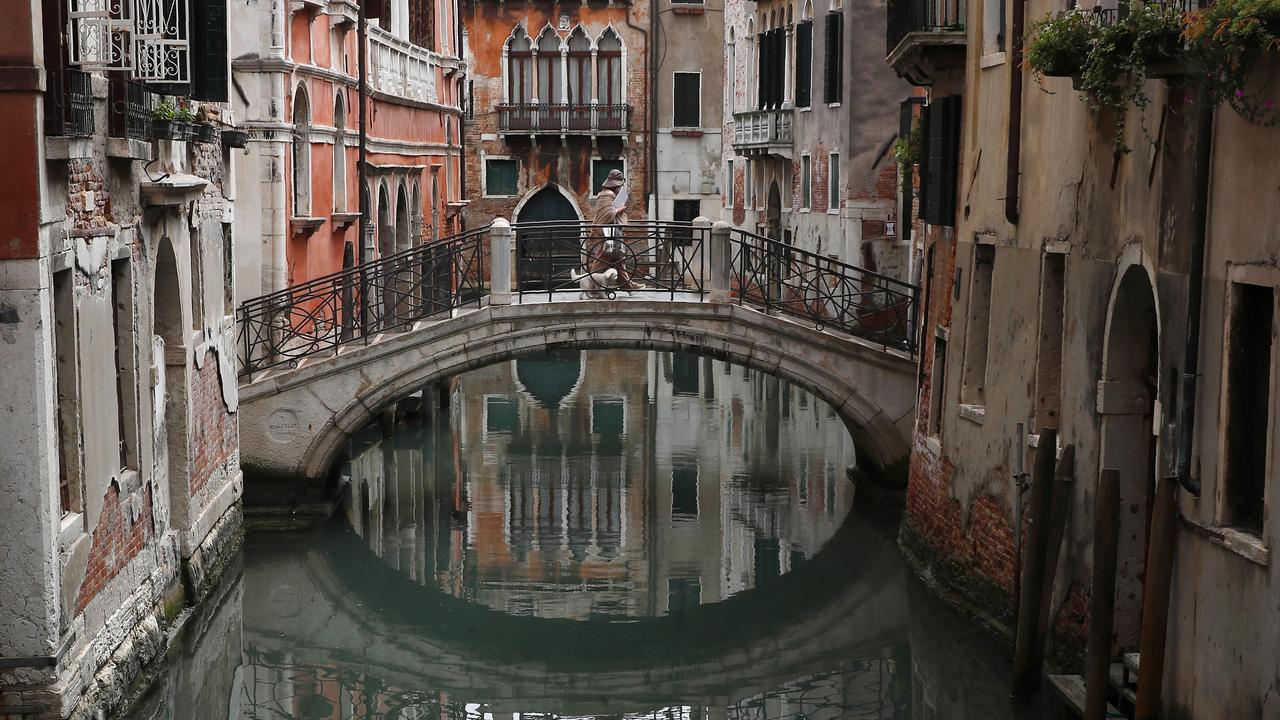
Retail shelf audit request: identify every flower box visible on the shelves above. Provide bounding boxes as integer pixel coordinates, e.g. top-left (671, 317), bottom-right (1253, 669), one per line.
top-left (193, 122), bottom-right (220, 143)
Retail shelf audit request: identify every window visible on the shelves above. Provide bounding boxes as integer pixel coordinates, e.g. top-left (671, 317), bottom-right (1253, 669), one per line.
top-left (726, 159), bottom-right (735, 207)
top-left (1034, 252), bottom-right (1066, 430)
top-left (960, 243), bottom-right (995, 407)
top-left (485, 396), bottom-right (519, 434)
top-left (823, 12), bottom-right (843, 104)
top-left (485, 158), bottom-right (518, 196)
top-left (592, 158), bottom-right (625, 195)
top-left (53, 269), bottom-right (82, 515)
top-left (828, 152), bottom-right (840, 212)
top-left (795, 20), bottom-right (813, 108)
top-left (929, 333), bottom-right (947, 437)
top-left (983, 0), bottom-right (1006, 56)
top-left (757, 27), bottom-right (786, 109)
top-left (223, 223), bottom-right (234, 317)
top-left (673, 72), bottom-right (701, 128)
top-left (744, 158), bottom-right (753, 207)
top-left (727, 36), bottom-right (736, 111)
top-left (111, 258), bottom-right (138, 469)
top-left (668, 577), bottom-right (702, 613)
top-left (672, 463), bottom-right (699, 518)
top-left (409, 0), bottom-right (435, 50)
top-left (754, 537), bottom-right (781, 586)
top-left (592, 397), bottom-right (626, 435)
top-left (671, 199), bottom-right (701, 246)
top-left (567, 28), bottom-right (591, 104)
top-left (536, 27), bottom-right (559, 103)
top-left (507, 28), bottom-right (533, 105)
top-left (1220, 280), bottom-right (1275, 536)
top-left (333, 93), bottom-right (347, 212)
top-left (673, 352), bottom-right (700, 395)
top-left (801, 155), bottom-right (812, 209)
top-left (291, 83), bottom-right (311, 216)
top-left (597, 29), bottom-right (623, 106)
top-left (919, 95), bottom-right (962, 227)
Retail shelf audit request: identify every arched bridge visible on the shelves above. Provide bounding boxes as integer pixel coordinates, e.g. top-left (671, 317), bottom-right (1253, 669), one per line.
top-left (236, 220), bottom-right (920, 483)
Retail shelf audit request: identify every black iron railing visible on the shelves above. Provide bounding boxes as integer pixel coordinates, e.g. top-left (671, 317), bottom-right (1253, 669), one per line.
top-left (886, 0), bottom-right (965, 54)
top-left (497, 103), bottom-right (630, 135)
top-left (514, 220), bottom-right (707, 301)
top-left (108, 74), bottom-right (156, 140)
top-left (238, 226), bottom-right (490, 375)
top-left (45, 68), bottom-right (95, 137)
top-left (729, 229), bottom-right (918, 352)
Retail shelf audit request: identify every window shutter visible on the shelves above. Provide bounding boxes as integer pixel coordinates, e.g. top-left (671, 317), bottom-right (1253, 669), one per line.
top-left (917, 105), bottom-right (931, 222)
top-left (409, 0), bottom-right (435, 49)
top-left (921, 95), bottom-right (962, 226)
top-left (774, 30), bottom-right (785, 106)
top-left (366, 0), bottom-right (390, 20)
top-left (795, 22), bottom-right (812, 108)
top-left (823, 12), bottom-right (843, 104)
top-left (191, 0), bottom-right (229, 101)
top-left (674, 73), bottom-right (700, 127)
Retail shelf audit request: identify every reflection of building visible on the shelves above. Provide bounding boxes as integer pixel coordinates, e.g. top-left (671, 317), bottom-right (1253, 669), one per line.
top-left (340, 349), bottom-right (855, 621)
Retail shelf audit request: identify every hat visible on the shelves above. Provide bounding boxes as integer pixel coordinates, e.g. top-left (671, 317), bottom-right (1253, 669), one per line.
top-left (601, 169), bottom-right (625, 189)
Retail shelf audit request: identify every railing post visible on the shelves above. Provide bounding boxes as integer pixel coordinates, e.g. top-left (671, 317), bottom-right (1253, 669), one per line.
top-left (489, 218), bottom-right (514, 305)
top-left (709, 221), bottom-right (733, 303)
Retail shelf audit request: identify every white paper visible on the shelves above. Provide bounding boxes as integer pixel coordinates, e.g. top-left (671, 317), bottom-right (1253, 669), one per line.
top-left (612, 183), bottom-right (629, 211)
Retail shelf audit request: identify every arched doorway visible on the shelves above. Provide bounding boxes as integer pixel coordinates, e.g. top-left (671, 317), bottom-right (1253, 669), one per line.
top-left (153, 236), bottom-right (189, 532)
top-left (1098, 263), bottom-right (1160, 653)
top-left (514, 184), bottom-right (582, 291)
top-left (377, 184), bottom-right (394, 328)
top-left (766, 180), bottom-right (782, 241)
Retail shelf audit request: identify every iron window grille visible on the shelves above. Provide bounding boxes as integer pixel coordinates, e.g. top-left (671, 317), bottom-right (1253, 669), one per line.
top-left (108, 72), bottom-right (156, 139)
top-left (45, 68), bottom-right (95, 137)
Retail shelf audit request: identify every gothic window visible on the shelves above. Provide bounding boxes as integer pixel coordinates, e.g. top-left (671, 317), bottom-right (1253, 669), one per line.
top-left (567, 27), bottom-right (591, 105)
top-left (506, 27), bottom-right (532, 105)
top-left (333, 92), bottom-right (347, 212)
top-left (596, 29), bottom-right (623, 107)
top-left (535, 27), bottom-right (559, 104)
top-left (409, 0), bottom-right (435, 50)
top-left (291, 83), bottom-right (311, 216)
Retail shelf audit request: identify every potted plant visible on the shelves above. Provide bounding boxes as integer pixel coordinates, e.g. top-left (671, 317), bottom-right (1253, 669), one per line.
top-left (221, 128), bottom-right (251, 148)
top-left (1185, 0), bottom-right (1280, 126)
top-left (152, 100), bottom-right (182, 140)
top-left (174, 105), bottom-right (197, 141)
top-left (1130, 2), bottom-right (1187, 76)
top-left (193, 121), bottom-right (219, 143)
top-left (1026, 8), bottom-right (1102, 81)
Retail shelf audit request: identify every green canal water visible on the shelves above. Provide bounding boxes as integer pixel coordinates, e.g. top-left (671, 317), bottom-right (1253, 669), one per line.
top-left (123, 350), bottom-right (1042, 720)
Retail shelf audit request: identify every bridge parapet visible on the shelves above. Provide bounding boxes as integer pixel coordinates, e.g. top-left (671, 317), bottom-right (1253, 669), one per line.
top-left (236, 219), bottom-right (918, 378)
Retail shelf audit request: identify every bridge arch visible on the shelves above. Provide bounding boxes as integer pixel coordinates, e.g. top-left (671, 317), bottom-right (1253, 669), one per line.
top-left (238, 301), bottom-right (917, 485)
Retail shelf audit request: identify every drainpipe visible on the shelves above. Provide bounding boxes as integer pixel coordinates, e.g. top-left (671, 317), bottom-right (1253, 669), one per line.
top-left (625, 6), bottom-right (653, 217)
top-left (1004, 0), bottom-right (1025, 224)
top-left (1175, 95), bottom-right (1213, 497)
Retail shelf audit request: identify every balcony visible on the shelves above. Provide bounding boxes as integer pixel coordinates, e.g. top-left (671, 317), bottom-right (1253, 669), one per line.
top-left (369, 26), bottom-right (439, 106)
top-left (731, 108), bottom-right (793, 159)
top-left (886, 0), bottom-right (967, 85)
top-left (45, 68), bottom-right (95, 138)
top-left (497, 103), bottom-right (630, 137)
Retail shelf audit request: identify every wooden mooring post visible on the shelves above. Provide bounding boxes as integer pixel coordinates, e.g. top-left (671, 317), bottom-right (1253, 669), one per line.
top-left (1011, 427), bottom-right (1058, 696)
top-left (1135, 476), bottom-right (1178, 719)
top-left (1085, 468), bottom-right (1122, 720)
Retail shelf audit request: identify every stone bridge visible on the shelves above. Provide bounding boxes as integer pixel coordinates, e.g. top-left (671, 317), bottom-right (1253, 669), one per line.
top-left (236, 220), bottom-right (919, 484)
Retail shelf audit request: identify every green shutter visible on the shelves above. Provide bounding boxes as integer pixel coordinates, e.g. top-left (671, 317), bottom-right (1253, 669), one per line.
top-left (796, 22), bottom-right (812, 108)
top-left (191, 0), bottom-right (229, 102)
top-left (592, 159), bottom-right (624, 194)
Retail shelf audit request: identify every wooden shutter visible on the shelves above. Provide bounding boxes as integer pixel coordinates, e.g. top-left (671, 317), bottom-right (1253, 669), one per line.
top-left (191, 0), bottom-right (229, 101)
top-left (366, 0), bottom-right (390, 20)
top-left (921, 95), bottom-right (962, 226)
top-left (674, 72), bottom-right (701, 127)
top-left (409, 0), bottom-right (435, 50)
top-left (757, 33), bottom-right (766, 109)
top-left (795, 21), bottom-right (812, 108)
top-left (823, 12), bottom-right (843, 104)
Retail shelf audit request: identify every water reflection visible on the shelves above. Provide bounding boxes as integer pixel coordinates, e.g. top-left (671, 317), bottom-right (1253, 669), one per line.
top-left (340, 350), bottom-right (857, 620)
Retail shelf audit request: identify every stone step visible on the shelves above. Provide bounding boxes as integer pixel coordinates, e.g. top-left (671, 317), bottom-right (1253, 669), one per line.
top-left (1109, 663), bottom-right (1138, 710)
top-left (1047, 674), bottom-right (1126, 719)
top-left (1124, 652), bottom-right (1141, 675)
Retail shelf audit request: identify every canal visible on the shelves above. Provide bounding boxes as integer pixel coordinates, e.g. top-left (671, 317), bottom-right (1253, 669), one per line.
top-left (123, 349), bottom-right (1041, 720)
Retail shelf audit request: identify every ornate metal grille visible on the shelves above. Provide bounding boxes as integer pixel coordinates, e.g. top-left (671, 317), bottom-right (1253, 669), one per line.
top-left (107, 73), bottom-right (155, 139)
top-left (132, 0), bottom-right (190, 84)
top-left (238, 227), bottom-right (490, 376)
top-left (514, 220), bottom-right (707, 300)
top-left (729, 228), bottom-right (918, 352)
top-left (67, 0), bottom-right (132, 70)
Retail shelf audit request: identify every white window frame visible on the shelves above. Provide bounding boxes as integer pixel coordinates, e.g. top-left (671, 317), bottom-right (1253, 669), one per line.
top-left (726, 158), bottom-right (735, 207)
top-left (482, 155), bottom-right (520, 198)
top-left (827, 152), bottom-right (840, 214)
top-left (590, 394), bottom-right (628, 435)
top-left (672, 70), bottom-right (703, 129)
top-left (590, 157), bottom-right (627, 198)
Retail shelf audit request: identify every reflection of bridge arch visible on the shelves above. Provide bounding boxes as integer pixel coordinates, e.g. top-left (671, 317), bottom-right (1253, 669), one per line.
top-left (241, 511), bottom-right (910, 712)
top-left (239, 301), bottom-right (917, 485)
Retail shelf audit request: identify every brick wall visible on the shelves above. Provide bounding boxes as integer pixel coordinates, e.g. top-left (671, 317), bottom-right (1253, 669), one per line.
top-left (189, 350), bottom-right (237, 496)
top-left (75, 484), bottom-right (154, 614)
top-left (68, 158), bottom-right (111, 233)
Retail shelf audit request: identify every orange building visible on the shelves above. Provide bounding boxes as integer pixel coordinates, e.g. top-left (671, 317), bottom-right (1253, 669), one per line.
top-left (230, 0), bottom-right (466, 300)
top-left (460, 1), bottom-right (650, 229)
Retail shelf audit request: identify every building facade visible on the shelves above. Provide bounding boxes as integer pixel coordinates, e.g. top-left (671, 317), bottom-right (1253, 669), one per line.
top-left (723, 0), bottom-right (909, 276)
top-left (889, 0), bottom-right (1280, 716)
top-left (229, 0), bottom-right (466, 301)
top-left (460, 1), bottom-right (650, 229)
top-left (0, 0), bottom-right (242, 716)
top-left (654, 0), bottom-right (725, 224)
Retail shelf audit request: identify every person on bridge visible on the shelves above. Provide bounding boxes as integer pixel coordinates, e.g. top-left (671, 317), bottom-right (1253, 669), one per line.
top-left (585, 169), bottom-right (644, 295)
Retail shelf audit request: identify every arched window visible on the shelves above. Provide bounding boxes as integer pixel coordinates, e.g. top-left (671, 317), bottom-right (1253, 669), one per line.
top-left (745, 19), bottom-right (756, 109)
top-left (535, 27), bottom-right (560, 104)
top-left (333, 92), bottom-right (347, 213)
top-left (596, 29), bottom-right (622, 107)
top-left (567, 27), bottom-right (591, 106)
top-left (292, 83), bottom-right (311, 216)
top-left (507, 27), bottom-right (532, 105)
top-left (727, 28), bottom-right (736, 113)
top-left (395, 183), bottom-right (409, 253)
